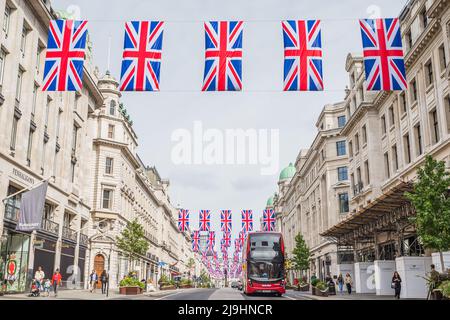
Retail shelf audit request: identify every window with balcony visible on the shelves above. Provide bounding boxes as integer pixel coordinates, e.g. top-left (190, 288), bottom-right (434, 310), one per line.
top-left (337, 167), bottom-right (348, 181)
top-left (425, 60), bottom-right (434, 87)
top-left (430, 109), bottom-right (440, 145)
top-left (404, 133), bottom-right (412, 164)
top-left (336, 141), bottom-right (346, 156)
top-left (439, 44), bottom-right (447, 73)
top-left (105, 157), bottom-right (114, 175)
top-left (102, 189), bottom-right (113, 209)
top-left (339, 193), bottom-right (349, 214)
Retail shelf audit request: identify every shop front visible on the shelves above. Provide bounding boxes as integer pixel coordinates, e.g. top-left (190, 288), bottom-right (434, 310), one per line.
top-left (60, 240), bottom-right (77, 288)
top-left (32, 235), bottom-right (57, 281)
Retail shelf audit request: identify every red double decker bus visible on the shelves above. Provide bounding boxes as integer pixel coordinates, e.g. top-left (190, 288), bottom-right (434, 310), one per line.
top-left (242, 232), bottom-right (286, 296)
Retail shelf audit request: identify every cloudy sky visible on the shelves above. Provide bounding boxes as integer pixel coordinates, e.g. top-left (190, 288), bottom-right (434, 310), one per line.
top-left (54, 0), bottom-right (407, 241)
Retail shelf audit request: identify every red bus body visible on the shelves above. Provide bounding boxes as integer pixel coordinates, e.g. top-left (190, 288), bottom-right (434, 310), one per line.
top-left (242, 232), bottom-right (286, 296)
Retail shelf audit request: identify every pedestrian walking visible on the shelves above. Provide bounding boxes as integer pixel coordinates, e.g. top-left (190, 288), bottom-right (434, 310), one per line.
top-left (51, 269), bottom-right (62, 297)
top-left (100, 270), bottom-right (108, 294)
top-left (34, 266), bottom-right (45, 291)
top-left (344, 273), bottom-right (353, 295)
top-left (337, 273), bottom-right (344, 295)
top-left (392, 271), bottom-right (402, 299)
top-left (89, 270), bottom-right (98, 293)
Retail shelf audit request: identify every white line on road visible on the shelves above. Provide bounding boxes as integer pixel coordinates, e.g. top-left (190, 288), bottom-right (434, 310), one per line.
top-left (154, 292), bottom-right (182, 300)
top-left (283, 294), bottom-right (297, 300)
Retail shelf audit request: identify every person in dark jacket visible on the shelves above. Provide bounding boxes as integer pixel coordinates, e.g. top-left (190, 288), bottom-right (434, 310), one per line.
top-left (100, 270), bottom-right (108, 294)
top-left (392, 271), bottom-right (402, 299)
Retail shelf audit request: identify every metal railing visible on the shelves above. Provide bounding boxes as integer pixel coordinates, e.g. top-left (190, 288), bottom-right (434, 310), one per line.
top-left (79, 233), bottom-right (89, 246)
top-left (41, 218), bottom-right (59, 235)
top-left (4, 203), bottom-right (19, 222)
top-left (62, 226), bottom-right (78, 242)
top-left (353, 182), bottom-right (364, 197)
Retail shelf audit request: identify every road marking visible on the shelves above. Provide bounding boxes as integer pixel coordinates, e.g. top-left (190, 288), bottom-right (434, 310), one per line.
top-left (283, 294), bottom-right (297, 300)
top-left (154, 291), bottom-right (182, 300)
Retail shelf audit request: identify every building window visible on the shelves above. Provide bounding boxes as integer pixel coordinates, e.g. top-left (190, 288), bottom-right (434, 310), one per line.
top-left (420, 8), bottom-right (428, 30)
top-left (389, 105), bottom-right (395, 128)
top-left (415, 124), bottom-right (423, 156)
top-left (20, 25), bottom-right (28, 57)
top-left (31, 84), bottom-right (38, 121)
top-left (10, 114), bottom-right (19, 151)
top-left (404, 133), bottom-right (412, 164)
top-left (410, 79), bottom-right (418, 104)
top-left (336, 141), bottom-right (346, 156)
top-left (56, 109), bottom-right (62, 142)
top-left (392, 144), bottom-right (399, 172)
top-left (3, 5), bottom-right (11, 36)
top-left (400, 92), bottom-right (407, 114)
top-left (430, 109), bottom-right (440, 144)
top-left (74, 93), bottom-right (80, 111)
top-left (445, 96), bottom-right (450, 134)
top-left (362, 125), bottom-right (367, 144)
top-left (0, 49), bottom-right (6, 90)
top-left (339, 193), bottom-right (349, 214)
top-left (381, 114), bottom-right (387, 135)
top-left (364, 160), bottom-right (370, 185)
top-left (105, 157), bottom-right (114, 175)
top-left (356, 167), bottom-right (362, 187)
top-left (337, 167), bottom-right (348, 181)
top-left (107, 124), bottom-right (115, 139)
top-left (26, 128), bottom-right (34, 166)
top-left (72, 124), bottom-right (78, 154)
top-left (102, 189), bottom-right (113, 209)
top-left (384, 152), bottom-right (390, 179)
top-left (405, 29), bottom-right (412, 51)
top-left (349, 140), bottom-right (353, 158)
top-left (110, 100), bottom-right (116, 116)
top-left (41, 140), bottom-right (47, 175)
top-left (439, 44), bottom-right (447, 73)
top-left (15, 68), bottom-right (24, 103)
top-left (338, 116), bottom-right (346, 128)
top-left (354, 133), bottom-right (359, 153)
top-left (425, 60), bottom-right (434, 87)
top-left (70, 160), bottom-right (76, 183)
top-left (44, 97), bottom-right (51, 133)
top-left (36, 45), bottom-right (44, 73)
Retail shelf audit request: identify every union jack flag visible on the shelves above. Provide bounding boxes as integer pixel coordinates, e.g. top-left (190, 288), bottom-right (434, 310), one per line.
top-left (178, 209), bottom-right (189, 232)
top-left (220, 210), bottom-right (232, 233)
top-left (191, 230), bottom-right (200, 252)
top-left (262, 209), bottom-right (276, 232)
top-left (282, 20), bottom-right (323, 91)
top-left (241, 210), bottom-right (253, 233)
top-left (199, 210), bottom-right (211, 231)
top-left (43, 20), bottom-right (88, 91)
top-left (238, 230), bottom-right (246, 247)
top-left (359, 18), bottom-right (407, 91)
top-left (202, 21), bottom-right (243, 91)
top-left (207, 231), bottom-right (215, 250)
top-left (222, 232), bottom-right (231, 247)
top-left (120, 21), bottom-right (164, 91)
top-left (234, 238), bottom-right (241, 251)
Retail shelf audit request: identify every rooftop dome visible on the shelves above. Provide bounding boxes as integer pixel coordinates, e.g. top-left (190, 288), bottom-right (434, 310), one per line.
top-left (266, 196), bottom-right (274, 207)
top-left (279, 163), bottom-right (296, 182)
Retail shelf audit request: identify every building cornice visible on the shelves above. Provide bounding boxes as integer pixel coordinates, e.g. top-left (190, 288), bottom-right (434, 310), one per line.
top-left (404, 19), bottom-right (441, 69)
top-left (93, 138), bottom-right (141, 169)
top-left (428, 0), bottom-right (450, 19)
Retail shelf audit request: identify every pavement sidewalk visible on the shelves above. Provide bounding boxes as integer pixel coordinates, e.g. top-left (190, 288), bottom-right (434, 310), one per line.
top-left (286, 289), bottom-right (419, 300)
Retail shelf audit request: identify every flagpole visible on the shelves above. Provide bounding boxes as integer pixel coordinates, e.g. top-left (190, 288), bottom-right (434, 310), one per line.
top-left (1, 175), bottom-right (55, 204)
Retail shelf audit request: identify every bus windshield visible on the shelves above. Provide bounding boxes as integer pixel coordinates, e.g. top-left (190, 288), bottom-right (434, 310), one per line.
top-left (247, 234), bottom-right (284, 281)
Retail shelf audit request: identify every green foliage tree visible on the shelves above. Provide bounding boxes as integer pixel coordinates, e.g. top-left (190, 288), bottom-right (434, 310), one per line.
top-left (292, 233), bottom-right (310, 276)
top-left (116, 219), bottom-right (149, 269)
top-left (405, 155), bottom-right (450, 271)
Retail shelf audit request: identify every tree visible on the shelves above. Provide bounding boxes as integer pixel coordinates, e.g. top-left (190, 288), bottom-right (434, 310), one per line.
top-left (405, 155), bottom-right (450, 272)
top-left (292, 233), bottom-right (310, 276)
top-left (187, 258), bottom-right (196, 277)
top-left (116, 219), bottom-right (149, 269)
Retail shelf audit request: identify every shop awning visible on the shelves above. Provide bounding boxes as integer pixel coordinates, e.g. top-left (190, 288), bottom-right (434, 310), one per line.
top-left (321, 181), bottom-right (414, 240)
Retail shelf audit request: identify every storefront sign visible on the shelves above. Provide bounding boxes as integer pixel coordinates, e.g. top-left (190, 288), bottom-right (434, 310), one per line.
top-left (12, 169), bottom-right (35, 185)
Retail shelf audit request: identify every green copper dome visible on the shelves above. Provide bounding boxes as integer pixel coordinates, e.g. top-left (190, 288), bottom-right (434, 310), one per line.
top-left (266, 196), bottom-right (274, 207)
top-left (279, 163), bottom-right (296, 181)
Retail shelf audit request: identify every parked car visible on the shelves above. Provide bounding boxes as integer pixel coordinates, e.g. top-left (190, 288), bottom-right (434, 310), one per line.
top-left (230, 281), bottom-right (238, 289)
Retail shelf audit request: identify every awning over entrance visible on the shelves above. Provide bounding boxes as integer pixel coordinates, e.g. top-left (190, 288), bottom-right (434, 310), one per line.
top-left (321, 181), bottom-right (415, 245)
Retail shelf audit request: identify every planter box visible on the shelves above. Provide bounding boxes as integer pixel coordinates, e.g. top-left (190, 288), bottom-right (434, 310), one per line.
top-left (160, 285), bottom-right (176, 291)
top-left (180, 284), bottom-right (193, 289)
top-left (119, 286), bottom-right (143, 295)
top-left (299, 284), bottom-right (310, 292)
top-left (312, 286), bottom-right (329, 297)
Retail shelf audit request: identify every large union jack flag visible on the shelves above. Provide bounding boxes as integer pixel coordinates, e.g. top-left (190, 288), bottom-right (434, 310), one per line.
top-left (191, 230), bottom-right (200, 252)
top-left (282, 20), bottom-right (323, 91)
top-left (220, 210), bottom-right (232, 233)
top-left (43, 20), bottom-right (88, 91)
top-left (241, 210), bottom-right (253, 233)
top-left (120, 21), bottom-right (164, 91)
top-left (199, 210), bottom-right (211, 231)
top-left (359, 18), bottom-right (407, 91)
top-left (178, 209), bottom-right (189, 232)
top-left (202, 21), bottom-right (243, 91)
top-left (262, 209), bottom-right (276, 232)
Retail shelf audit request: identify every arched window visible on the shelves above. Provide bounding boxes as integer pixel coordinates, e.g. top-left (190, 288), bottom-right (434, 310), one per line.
top-left (109, 100), bottom-right (116, 116)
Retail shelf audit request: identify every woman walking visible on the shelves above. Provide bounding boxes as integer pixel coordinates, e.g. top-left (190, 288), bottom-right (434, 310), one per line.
top-left (51, 269), bottom-right (62, 297)
top-left (344, 273), bottom-right (353, 295)
top-left (392, 271), bottom-right (402, 299)
top-left (89, 270), bottom-right (98, 293)
top-left (337, 273), bottom-right (344, 295)
top-left (100, 270), bottom-right (108, 294)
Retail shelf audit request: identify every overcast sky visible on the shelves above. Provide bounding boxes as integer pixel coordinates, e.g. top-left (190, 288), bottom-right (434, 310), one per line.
top-left (53, 0), bottom-right (407, 242)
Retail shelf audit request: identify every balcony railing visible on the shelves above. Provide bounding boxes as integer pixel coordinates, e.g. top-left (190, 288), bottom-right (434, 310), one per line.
top-left (62, 226), bottom-right (78, 242)
top-left (41, 218), bottom-right (59, 235)
top-left (4, 204), bottom-right (19, 222)
top-left (353, 182), bottom-right (364, 197)
top-left (79, 233), bottom-right (89, 246)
